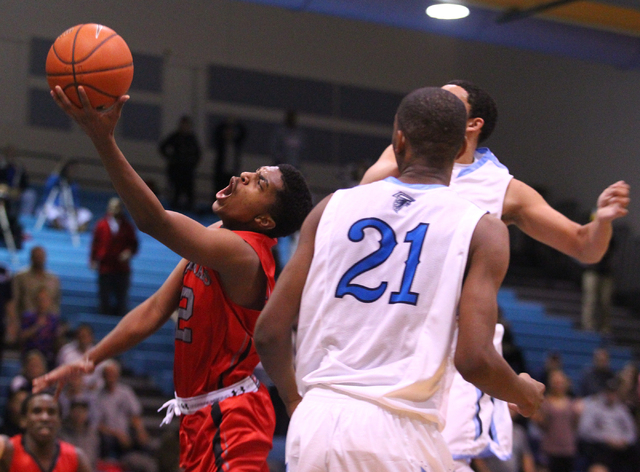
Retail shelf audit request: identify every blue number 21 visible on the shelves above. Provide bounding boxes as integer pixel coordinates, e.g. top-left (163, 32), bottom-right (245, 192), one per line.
top-left (335, 218), bottom-right (429, 305)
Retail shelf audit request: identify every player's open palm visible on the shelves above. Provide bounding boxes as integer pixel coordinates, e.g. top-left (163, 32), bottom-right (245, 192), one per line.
top-left (596, 180), bottom-right (630, 222)
top-left (32, 358), bottom-right (95, 396)
top-left (50, 84), bottom-right (128, 142)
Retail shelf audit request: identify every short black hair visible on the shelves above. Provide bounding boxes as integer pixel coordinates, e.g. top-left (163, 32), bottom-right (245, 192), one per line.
top-left (21, 392), bottom-right (59, 417)
top-left (266, 164), bottom-right (313, 239)
top-left (447, 79), bottom-right (498, 143)
top-left (396, 87), bottom-right (467, 167)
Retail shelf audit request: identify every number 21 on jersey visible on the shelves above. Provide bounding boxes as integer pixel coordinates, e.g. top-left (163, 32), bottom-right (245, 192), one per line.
top-left (336, 218), bottom-right (429, 305)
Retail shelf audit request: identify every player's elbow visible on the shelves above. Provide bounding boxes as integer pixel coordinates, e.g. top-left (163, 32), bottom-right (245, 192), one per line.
top-left (454, 347), bottom-right (491, 385)
top-left (253, 317), bottom-right (279, 356)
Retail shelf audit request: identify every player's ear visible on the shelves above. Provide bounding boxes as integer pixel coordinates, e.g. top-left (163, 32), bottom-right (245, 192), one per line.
top-left (393, 129), bottom-right (406, 156)
top-left (254, 214), bottom-right (276, 232)
top-left (467, 117), bottom-right (484, 134)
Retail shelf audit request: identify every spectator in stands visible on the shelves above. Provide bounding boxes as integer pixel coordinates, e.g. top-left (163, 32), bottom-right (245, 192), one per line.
top-left (41, 158), bottom-right (93, 232)
top-left (19, 287), bottom-right (62, 367)
top-left (8, 246), bottom-right (61, 321)
top-left (533, 369), bottom-right (581, 472)
top-left (96, 359), bottom-right (158, 472)
top-left (617, 362), bottom-right (640, 426)
top-left (0, 388), bottom-right (27, 436)
top-left (535, 351), bottom-right (564, 389)
top-left (58, 374), bottom-right (98, 425)
top-left (271, 109), bottom-right (305, 169)
top-left (212, 116), bottom-right (246, 198)
top-left (90, 197), bottom-right (139, 316)
top-left (579, 347), bottom-right (616, 397)
top-left (0, 264), bottom-right (13, 358)
top-left (57, 323), bottom-right (105, 391)
top-left (578, 377), bottom-right (638, 472)
top-left (60, 399), bottom-right (100, 469)
top-left (582, 229), bottom-right (616, 334)
top-left (10, 349), bottom-right (47, 393)
top-left (159, 115), bottom-right (201, 212)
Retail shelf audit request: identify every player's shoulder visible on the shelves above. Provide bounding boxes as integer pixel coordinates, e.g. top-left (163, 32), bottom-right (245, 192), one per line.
top-left (471, 213), bottom-right (509, 252)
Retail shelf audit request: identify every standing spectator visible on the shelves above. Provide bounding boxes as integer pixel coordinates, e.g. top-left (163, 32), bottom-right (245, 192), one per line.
top-left (534, 370), bottom-right (581, 472)
top-left (159, 115), bottom-right (201, 212)
top-left (582, 229), bottom-right (616, 333)
top-left (58, 375), bottom-right (98, 425)
top-left (271, 109), bottom-right (304, 169)
top-left (90, 197), bottom-right (139, 316)
top-left (0, 264), bottom-right (12, 357)
top-left (578, 378), bottom-right (638, 472)
top-left (8, 246), bottom-right (61, 320)
top-left (579, 348), bottom-right (616, 397)
top-left (10, 349), bottom-right (47, 393)
top-left (60, 400), bottom-right (101, 469)
top-left (212, 116), bottom-right (246, 197)
top-left (18, 287), bottom-right (62, 367)
top-left (57, 323), bottom-right (105, 391)
top-left (96, 359), bottom-right (157, 472)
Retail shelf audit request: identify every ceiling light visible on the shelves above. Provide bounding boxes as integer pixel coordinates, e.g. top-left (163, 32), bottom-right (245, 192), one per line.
top-left (426, 4), bottom-right (470, 20)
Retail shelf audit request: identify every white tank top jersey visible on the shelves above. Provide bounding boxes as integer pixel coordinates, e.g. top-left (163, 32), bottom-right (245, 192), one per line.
top-left (445, 147), bottom-right (514, 460)
top-left (451, 147), bottom-right (513, 219)
top-left (295, 177), bottom-right (487, 429)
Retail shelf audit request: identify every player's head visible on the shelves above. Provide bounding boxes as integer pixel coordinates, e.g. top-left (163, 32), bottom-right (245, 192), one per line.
top-left (443, 80), bottom-right (497, 143)
top-left (213, 164), bottom-right (312, 238)
top-left (393, 87), bottom-right (467, 170)
top-left (20, 392), bottom-right (61, 445)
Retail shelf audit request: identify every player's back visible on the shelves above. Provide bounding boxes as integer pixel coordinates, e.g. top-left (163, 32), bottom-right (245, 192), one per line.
top-left (296, 177), bottom-right (486, 426)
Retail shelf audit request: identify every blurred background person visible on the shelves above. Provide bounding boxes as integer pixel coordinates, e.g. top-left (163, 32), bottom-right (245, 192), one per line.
top-left (57, 323), bottom-right (104, 391)
top-left (271, 109), bottom-right (304, 169)
top-left (10, 349), bottom-right (47, 393)
top-left (90, 197), bottom-right (139, 316)
top-left (159, 115), bottom-right (201, 212)
top-left (60, 399), bottom-right (100, 470)
top-left (212, 116), bottom-right (246, 197)
top-left (18, 287), bottom-right (63, 368)
top-left (0, 388), bottom-right (27, 436)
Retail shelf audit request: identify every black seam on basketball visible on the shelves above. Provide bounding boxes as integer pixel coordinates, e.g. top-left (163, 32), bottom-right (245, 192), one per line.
top-left (71, 24), bottom-right (85, 102)
top-left (46, 62), bottom-right (133, 77)
top-left (73, 33), bottom-right (120, 63)
top-left (68, 83), bottom-right (121, 99)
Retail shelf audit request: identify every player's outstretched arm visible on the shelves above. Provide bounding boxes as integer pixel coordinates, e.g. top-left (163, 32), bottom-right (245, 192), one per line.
top-left (455, 214), bottom-right (545, 417)
top-left (254, 195), bottom-right (331, 416)
top-left (50, 86), bottom-right (259, 277)
top-left (33, 259), bottom-right (186, 394)
top-left (503, 179), bottom-right (629, 264)
top-left (359, 145), bottom-right (400, 185)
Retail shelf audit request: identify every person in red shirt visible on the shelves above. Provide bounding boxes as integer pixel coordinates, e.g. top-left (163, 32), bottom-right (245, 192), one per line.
top-left (90, 197), bottom-right (139, 316)
top-left (0, 392), bottom-right (92, 472)
top-left (35, 86), bottom-right (313, 472)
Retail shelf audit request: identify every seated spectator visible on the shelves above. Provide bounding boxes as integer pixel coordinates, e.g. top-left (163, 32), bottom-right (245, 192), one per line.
top-left (0, 388), bottom-right (28, 436)
top-left (19, 287), bottom-right (62, 367)
top-left (617, 362), bottom-right (640, 419)
top-left (96, 359), bottom-right (158, 472)
top-left (57, 323), bottom-right (105, 390)
top-left (10, 349), bottom-right (47, 393)
top-left (533, 369), bottom-right (582, 472)
top-left (578, 378), bottom-right (638, 472)
top-left (58, 374), bottom-right (98, 425)
top-left (534, 351), bottom-right (564, 388)
top-left (579, 347), bottom-right (616, 397)
top-left (60, 400), bottom-right (101, 470)
top-left (41, 158), bottom-right (92, 231)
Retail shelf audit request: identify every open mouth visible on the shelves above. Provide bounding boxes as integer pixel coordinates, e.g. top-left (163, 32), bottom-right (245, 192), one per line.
top-left (216, 176), bottom-right (237, 200)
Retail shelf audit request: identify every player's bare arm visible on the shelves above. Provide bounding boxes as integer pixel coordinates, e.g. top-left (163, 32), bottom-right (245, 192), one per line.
top-left (359, 145), bottom-right (399, 185)
top-left (255, 195), bottom-right (332, 417)
top-left (50, 86), bottom-right (262, 292)
top-left (502, 179), bottom-right (629, 264)
top-left (455, 214), bottom-right (545, 417)
top-left (33, 259), bottom-right (187, 394)
top-left (76, 448), bottom-right (93, 472)
top-left (0, 436), bottom-right (12, 472)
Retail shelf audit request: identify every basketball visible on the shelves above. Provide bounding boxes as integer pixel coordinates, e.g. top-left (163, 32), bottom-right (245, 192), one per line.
top-left (46, 24), bottom-right (134, 109)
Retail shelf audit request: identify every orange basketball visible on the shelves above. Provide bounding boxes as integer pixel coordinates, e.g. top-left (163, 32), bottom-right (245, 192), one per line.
top-left (46, 24), bottom-right (134, 109)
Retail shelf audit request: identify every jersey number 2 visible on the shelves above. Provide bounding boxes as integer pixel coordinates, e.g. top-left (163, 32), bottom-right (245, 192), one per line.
top-left (175, 286), bottom-right (194, 343)
top-left (335, 218), bottom-right (428, 305)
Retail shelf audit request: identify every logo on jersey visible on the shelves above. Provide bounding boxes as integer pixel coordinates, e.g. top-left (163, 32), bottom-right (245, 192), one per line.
top-left (184, 262), bottom-right (212, 286)
top-left (392, 192), bottom-right (415, 213)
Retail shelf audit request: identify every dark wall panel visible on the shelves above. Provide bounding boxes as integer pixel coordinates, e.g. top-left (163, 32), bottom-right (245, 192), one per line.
top-left (30, 37), bottom-right (51, 77)
top-left (338, 133), bottom-right (389, 164)
top-left (130, 53), bottom-right (163, 93)
top-left (28, 88), bottom-right (71, 130)
top-left (339, 85), bottom-right (402, 125)
top-left (122, 102), bottom-right (161, 142)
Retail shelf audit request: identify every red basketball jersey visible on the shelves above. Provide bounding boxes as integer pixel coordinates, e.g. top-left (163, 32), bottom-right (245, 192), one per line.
top-left (173, 231), bottom-right (276, 398)
top-left (9, 435), bottom-right (78, 472)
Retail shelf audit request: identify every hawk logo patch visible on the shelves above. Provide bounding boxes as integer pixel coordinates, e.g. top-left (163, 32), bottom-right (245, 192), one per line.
top-left (392, 192), bottom-right (415, 213)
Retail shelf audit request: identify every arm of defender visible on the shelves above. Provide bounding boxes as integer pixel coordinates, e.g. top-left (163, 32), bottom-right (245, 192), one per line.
top-left (75, 448), bottom-right (93, 472)
top-left (50, 86), bottom-right (259, 277)
top-left (32, 259), bottom-right (187, 393)
top-left (254, 195), bottom-right (331, 416)
top-left (455, 214), bottom-right (545, 417)
top-left (503, 179), bottom-right (629, 264)
top-left (359, 145), bottom-right (400, 185)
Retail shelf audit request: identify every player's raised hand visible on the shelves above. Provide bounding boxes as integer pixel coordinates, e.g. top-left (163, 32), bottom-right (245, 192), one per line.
top-left (510, 373), bottom-right (545, 418)
top-left (50, 85), bottom-right (129, 142)
top-left (32, 358), bottom-right (95, 398)
top-left (596, 181), bottom-right (630, 222)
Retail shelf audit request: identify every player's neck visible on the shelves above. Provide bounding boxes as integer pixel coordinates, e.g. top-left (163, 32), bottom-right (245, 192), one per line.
top-left (398, 165), bottom-right (451, 186)
top-left (454, 144), bottom-right (477, 165)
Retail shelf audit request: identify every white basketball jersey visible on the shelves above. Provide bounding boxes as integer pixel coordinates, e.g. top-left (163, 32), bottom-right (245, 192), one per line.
top-left (451, 148), bottom-right (513, 219)
top-left (445, 147), bottom-right (514, 460)
top-left (296, 177), bottom-right (486, 428)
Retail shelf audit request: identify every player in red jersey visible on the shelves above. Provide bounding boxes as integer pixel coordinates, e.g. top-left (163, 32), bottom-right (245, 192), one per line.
top-left (34, 87), bottom-right (313, 472)
top-left (0, 393), bottom-right (91, 472)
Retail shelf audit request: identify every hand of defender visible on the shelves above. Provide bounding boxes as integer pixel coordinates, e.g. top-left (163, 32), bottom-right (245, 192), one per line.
top-left (509, 372), bottom-right (545, 418)
top-left (50, 85), bottom-right (129, 142)
top-left (32, 358), bottom-right (96, 399)
top-left (596, 180), bottom-right (630, 222)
